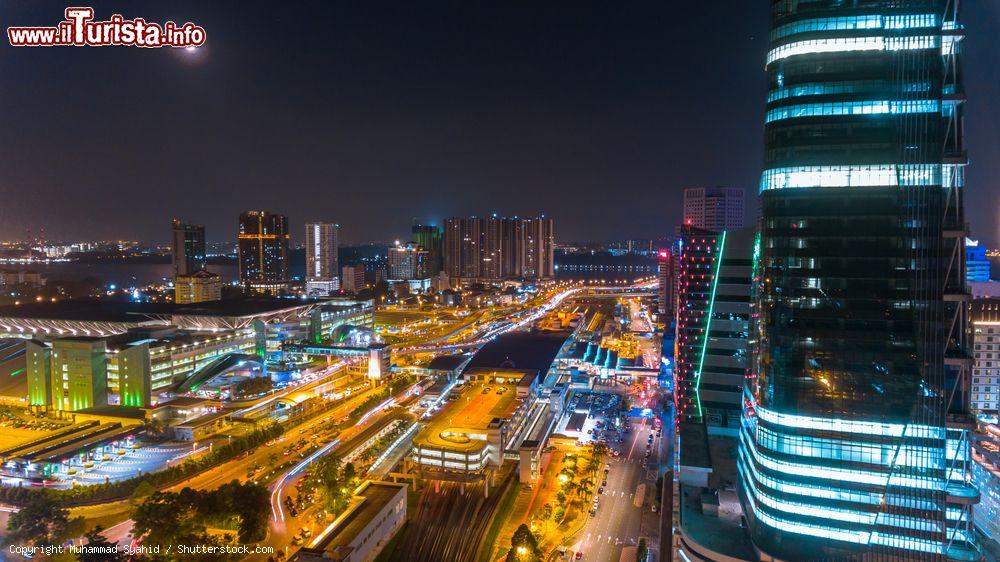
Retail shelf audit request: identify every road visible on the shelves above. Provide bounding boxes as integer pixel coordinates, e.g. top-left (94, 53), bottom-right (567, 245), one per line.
top-left (571, 390), bottom-right (671, 562)
top-left (75, 383), bottom-right (386, 551)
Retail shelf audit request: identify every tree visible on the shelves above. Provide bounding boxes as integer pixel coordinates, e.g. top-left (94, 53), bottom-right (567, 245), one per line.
top-left (131, 491), bottom-right (200, 550)
top-left (637, 538), bottom-right (648, 561)
top-left (6, 493), bottom-right (70, 546)
top-left (234, 376), bottom-right (274, 398)
top-left (505, 524), bottom-right (542, 562)
top-left (77, 526), bottom-right (126, 562)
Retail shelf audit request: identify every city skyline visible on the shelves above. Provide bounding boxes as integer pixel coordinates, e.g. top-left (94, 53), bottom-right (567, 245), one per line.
top-left (1, 1), bottom-right (997, 246)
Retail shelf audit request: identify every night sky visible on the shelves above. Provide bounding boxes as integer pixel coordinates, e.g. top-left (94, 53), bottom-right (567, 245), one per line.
top-left (1, 1), bottom-right (997, 245)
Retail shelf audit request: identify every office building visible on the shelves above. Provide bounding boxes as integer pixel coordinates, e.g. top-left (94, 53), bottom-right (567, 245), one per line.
top-left (412, 224), bottom-right (443, 275)
top-left (682, 187), bottom-right (744, 232)
top-left (238, 211), bottom-right (289, 294)
top-left (171, 220), bottom-right (206, 278)
top-left (657, 248), bottom-right (673, 317)
top-left (673, 227), bottom-right (751, 433)
top-left (387, 243), bottom-right (429, 280)
top-left (968, 239), bottom-right (992, 283)
top-left (739, 2), bottom-right (977, 560)
top-left (305, 222), bottom-right (340, 296)
top-left (443, 215), bottom-right (554, 281)
top-left (341, 265), bottom-right (367, 293)
top-left (174, 270), bottom-right (222, 304)
top-left (972, 299), bottom-right (1000, 413)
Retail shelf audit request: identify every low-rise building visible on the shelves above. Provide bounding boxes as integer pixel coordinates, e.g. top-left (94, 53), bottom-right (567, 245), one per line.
top-left (291, 481), bottom-right (407, 562)
top-left (174, 270), bottom-right (222, 304)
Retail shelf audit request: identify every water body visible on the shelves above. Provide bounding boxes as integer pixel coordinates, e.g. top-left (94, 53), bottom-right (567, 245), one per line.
top-left (28, 262), bottom-right (240, 287)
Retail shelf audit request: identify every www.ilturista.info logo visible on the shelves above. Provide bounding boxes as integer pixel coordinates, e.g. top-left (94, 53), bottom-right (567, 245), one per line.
top-left (7, 7), bottom-right (206, 48)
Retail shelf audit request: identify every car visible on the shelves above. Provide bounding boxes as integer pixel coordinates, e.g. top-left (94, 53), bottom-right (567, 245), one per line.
top-left (652, 504), bottom-right (658, 513)
top-left (598, 487), bottom-right (604, 494)
top-left (602, 480), bottom-right (607, 487)
top-left (292, 535), bottom-right (304, 546)
top-left (482, 389), bottom-right (489, 394)
top-left (575, 552), bottom-right (583, 560)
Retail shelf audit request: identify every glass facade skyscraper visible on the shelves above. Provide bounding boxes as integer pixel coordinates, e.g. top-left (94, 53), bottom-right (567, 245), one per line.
top-left (740, 1), bottom-right (978, 560)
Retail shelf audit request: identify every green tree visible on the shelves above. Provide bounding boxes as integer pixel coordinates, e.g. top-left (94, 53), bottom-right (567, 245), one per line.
top-left (505, 524), bottom-right (542, 562)
top-left (6, 493), bottom-right (70, 546)
top-left (77, 526), bottom-right (126, 562)
top-left (131, 491), bottom-right (200, 550)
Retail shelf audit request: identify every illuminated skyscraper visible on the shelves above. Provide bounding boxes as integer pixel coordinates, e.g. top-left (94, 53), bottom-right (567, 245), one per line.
top-left (305, 222), bottom-right (340, 296)
top-left (171, 219), bottom-right (206, 277)
top-left (238, 211), bottom-right (290, 294)
top-left (740, 2), bottom-right (976, 559)
top-left (682, 187), bottom-right (745, 232)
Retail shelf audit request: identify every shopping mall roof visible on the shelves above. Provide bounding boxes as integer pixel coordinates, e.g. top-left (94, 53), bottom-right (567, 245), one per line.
top-left (461, 331), bottom-right (570, 378)
top-left (0, 297), bottom-right (363, 336)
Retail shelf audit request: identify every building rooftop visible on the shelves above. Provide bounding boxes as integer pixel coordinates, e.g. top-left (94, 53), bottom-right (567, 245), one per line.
top-left (302, 481), bottom-right (407, 560)
top-left (415, 379), bottom-right (520, 453)
top-left (427, 353), bottom-right (472, 373)
top-left (461, 331), bottom-right (570, 378)
top-left (0, 300), bottom-right (174, 323)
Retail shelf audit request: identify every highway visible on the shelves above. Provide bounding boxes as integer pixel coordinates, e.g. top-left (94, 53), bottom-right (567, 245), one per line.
top-left (72, 382), bottom-right (385, 551)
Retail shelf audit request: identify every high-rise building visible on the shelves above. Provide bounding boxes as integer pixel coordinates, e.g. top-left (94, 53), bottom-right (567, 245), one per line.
top-left (238, 211), bottom-right (290, 294)
top-left (967, 239), bottom-right (991, 283)
top-left (740, 2), bottom-right (976, 560)
top-left (674, 227), bottom-right (752, 432)
top-left (443, 215), bottom-right (554, 281)
top-left (682, 187), bottom-right (744, 232)
top-left (971, 299), bottom-right (1000, 413)
top-left (656, 248), bottom-right (673, 318)
top-left (387, 243), bottom-right (429, 280)
top-left (341, 265), bottom-right (367, 293)
top-left (175, 270), bottom-right (222, 304)
top-left (444, 217), bottom-right (483, 278)
top-left (520, 215), bottom-right (555, 280)
top-left (171, 220), bottom-right (206, 277)
top-left (412, 224), bottom-right (443, 275)
top-left (305, 222), bottom-right (340, 296)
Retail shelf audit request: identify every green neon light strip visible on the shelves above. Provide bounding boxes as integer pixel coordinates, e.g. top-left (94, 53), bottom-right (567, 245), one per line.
top-left (10, 368), bottom-right (24, 377)
top-left (694, 230), bottom-right (726, 418)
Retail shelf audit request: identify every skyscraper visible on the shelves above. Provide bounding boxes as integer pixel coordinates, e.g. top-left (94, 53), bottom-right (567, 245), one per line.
top-left (674, 227), bottom-right (752, 432)
top-left (656, 248), bottom-right (673, 318)
top-left (412, 224), bottom-right (443, 275)
top-left (171, 219), bottom-right (206, 277)
top-left (444, 217), bottom-right (482, 279)
top-left (238, 211), bottom-right (289, 294)
top-left (442, 215), bottom-right (554, 281)
top-left (387, 243), bottom-right (429, 280)
top-left (740, 2), bottom-right (976, 559)
top-left (305, 222), bottom-right (340, 296)
top-left (682, 187), bottom-right (744, 232)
